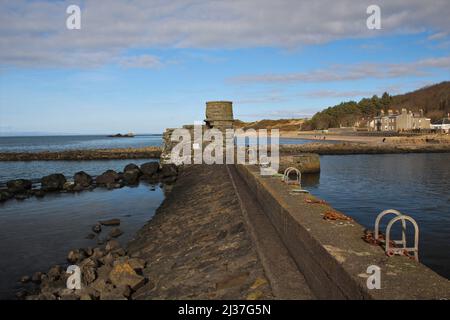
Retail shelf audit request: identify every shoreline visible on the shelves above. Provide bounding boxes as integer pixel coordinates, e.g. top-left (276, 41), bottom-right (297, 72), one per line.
top-left (1, 135), bottom-right (450, 162)
top-left (0, 147), bottom-right (162, 161)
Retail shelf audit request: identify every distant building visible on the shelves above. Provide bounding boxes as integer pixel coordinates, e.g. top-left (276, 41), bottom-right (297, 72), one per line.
top-left (369, 108), bottom-right (431, 132)
top-left (431, 117), bottom-right (450, 133)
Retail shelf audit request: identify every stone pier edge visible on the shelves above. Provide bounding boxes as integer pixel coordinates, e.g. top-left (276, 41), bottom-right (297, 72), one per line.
top-left (235, 164), bottom-right (450, 300)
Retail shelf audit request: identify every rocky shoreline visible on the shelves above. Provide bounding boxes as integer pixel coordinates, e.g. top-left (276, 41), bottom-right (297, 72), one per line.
top-left (16, 165), bottom-right (273, 300)
top-left (0, 161), bottom-right (177, 203)
top-left (0, 146), bottom-right (162, 161)
top-left (13, 162), bottom-right (179, 300)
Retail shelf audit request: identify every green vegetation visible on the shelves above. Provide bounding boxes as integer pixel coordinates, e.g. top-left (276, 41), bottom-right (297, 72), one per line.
top-left (301, 93), bottom-right (391, 130)
top-left (302, 81), bottom-right (450, 130)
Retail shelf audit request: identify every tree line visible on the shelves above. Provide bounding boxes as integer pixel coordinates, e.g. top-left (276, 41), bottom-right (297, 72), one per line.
top-left (301, 92), bottom-right (392, 130)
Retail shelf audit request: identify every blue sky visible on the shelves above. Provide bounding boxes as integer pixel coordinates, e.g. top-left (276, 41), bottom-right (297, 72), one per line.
top-left (0, 0), bottom-right (449, 134)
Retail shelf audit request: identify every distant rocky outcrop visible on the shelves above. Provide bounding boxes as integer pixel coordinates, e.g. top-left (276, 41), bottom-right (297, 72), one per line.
top-left (0, 162), bottom-right (178, 203)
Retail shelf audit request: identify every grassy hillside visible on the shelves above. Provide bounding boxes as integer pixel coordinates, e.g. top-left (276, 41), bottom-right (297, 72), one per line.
top-left (301, 81), bottom-right (450, 130)
top-left (390, 81), bottom-right (450, 121)
top-left (234, 119), bottom-right (305, 131)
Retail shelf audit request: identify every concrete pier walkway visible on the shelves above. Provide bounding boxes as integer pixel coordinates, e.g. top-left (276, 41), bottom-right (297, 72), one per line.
top-left (128, 165), bottom-right (312, 299)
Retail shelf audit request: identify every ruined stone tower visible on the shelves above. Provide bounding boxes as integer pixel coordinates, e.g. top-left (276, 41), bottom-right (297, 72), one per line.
top-left (204, 101), bottom-right (234, 130)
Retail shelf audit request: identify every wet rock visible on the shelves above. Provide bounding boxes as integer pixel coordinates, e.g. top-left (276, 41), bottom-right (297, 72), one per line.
top-left (41, 174), bottom-right (67, 191)
top-left (91, 278), bottom-right (114, 296)
top-left (140, 162), bottom-right (159, 176)
top-left (96, 265), bottom-right (113, 281)
top-left (112, 247), bottom-right (127, 257)
top-left (95, 170), bottom-right (120, 187)
top-left (100, 252), bottom-right (115, 266)
top-left (108, 227), bottom-right (123, 238)
top-left (86, 233), bottom-right (96, 239)
top-left (31, 271), bottom-right (44, 284)
top-left (92, 248), bottom-right (105, 260)
top-left (105, 239), bottom-right (120, 252)
top-left (84, 247), bottom-right (94, 256)
top-left (109, 262), bottom-right (145, 291)
top-left (160, 163), bottom-right (177, 177)
top-left (79, 257), bottom-right (98, 269)
top-left (74, 171), bottom-right (93, 188)
top-left (82, 267), bottom-right (97, 285)
top-left (123, 169), bottom-right (140, 185)
top-left (63, 181), bottom-right (75, 192)
top-left (67, 249), bottom-right (82, 263)
top-left (99, 218), bottom-right (121, 226)
top-left (58, 288), bottom-right (80, 300)
top-left (6, 179), bottom-right (32, 193)
top-left (92, 223), bottom-right (102, 233)
top-left (20, 275), bottom-right (31, 283)
top-left (47, 265), bottom-right (63, 281)
top-left (124, 163), bottom-right (141, 174)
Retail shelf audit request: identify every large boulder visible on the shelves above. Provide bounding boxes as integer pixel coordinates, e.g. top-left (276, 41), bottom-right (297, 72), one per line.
top-left (74, 171), bottom-right (93, 188)
top-left (95, 170), bottom-right (120, 186)
top-left (124, 163), bottom-right (141, 174)
top-left (109, 262), bottom-right (145, 291)
top-left (140, 162), bottom-right (159, 177)
top-left (41, 174), bottom-right (67, 191)
top-left (123, 169), bottom-right (140, 185)
top-left (6, 179), bottom-right (32, 193)
top-left (99, 218), bottom-right (120, 226)
top-left (160, 163), bottom-right (178, 177)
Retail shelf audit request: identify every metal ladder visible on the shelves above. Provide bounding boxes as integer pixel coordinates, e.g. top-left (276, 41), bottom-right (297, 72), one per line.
top-left (282, 167), bottom-right (301, 185)
top-left (282, 167), bottom-right (309, 194)
top-left (374, 209), bottom-right (419, 261)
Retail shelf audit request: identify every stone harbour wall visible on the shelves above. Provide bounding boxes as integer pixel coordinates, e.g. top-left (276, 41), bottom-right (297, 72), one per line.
top-left (235, 164), bottom-right (450, 299)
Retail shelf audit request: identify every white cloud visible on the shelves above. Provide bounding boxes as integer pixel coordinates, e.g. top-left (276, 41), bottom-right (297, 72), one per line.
top-left (302, 90), bottom-right (376, 98)
top-left (118, 55), bottom-right (162, 68)
top-left (427, 32), bottom-right (448, 40)
top-left (0, 0), bottom-right (449, 68)
top-left (229, 56), bottom-right (450, 84)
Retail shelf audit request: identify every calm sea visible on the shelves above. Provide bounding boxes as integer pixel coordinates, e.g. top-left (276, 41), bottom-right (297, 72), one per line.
top-left (0, 182), bottom-right (165, 299)
top-left (0, 134), bottom-right (163, 153)
top-left (304, 153), bottom-right (450, 280)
